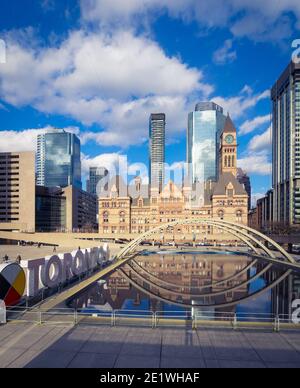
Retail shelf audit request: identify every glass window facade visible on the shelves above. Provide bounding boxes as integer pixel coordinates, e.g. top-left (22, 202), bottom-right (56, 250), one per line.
top-left (37, 130), bottom-right (82, 189)
top-left (271, 62), bottom-right (300, 225)
top-left (149, 114), bottom-right (165, 192)
top-left (87, 167), bottom-right (108, 197)
top-left (187, 103), bottom-right (226, 184)
top-left (35, 188), bottom-right (66, 232)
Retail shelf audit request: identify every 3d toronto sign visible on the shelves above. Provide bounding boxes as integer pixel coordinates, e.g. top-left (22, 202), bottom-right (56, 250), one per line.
top-left (19, 245), bottom-right (110, 298)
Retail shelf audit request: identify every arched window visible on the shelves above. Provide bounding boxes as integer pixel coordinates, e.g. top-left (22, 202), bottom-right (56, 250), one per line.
top-left (218, 210), bottom-right (225, 220)
top-left (236, 210), bottom-right (243, 222)
top-left (103, 211), bottom-right (109, 223)
top-left (232, 155), bottom-right (235, 167)
top-left (120, 211), bottom-right (126, 223)
top-left (225, 156), bottom-right (228, 167)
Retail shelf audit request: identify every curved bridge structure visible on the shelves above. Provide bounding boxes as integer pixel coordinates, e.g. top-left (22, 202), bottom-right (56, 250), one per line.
top-left (39, 219), bottom-right (300, 310)
top-left (116, 219), bottom-right (296, 265)
top-left (113, 219), bottom-right (300, 309)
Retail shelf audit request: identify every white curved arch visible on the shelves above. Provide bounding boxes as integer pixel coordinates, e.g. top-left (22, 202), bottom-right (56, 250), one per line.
top-left (116, 219), bottom-right (293, 264)
top-left (212, 220), bottom-right (295, 263)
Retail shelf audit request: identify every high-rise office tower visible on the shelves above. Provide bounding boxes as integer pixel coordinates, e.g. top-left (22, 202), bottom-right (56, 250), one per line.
top-left (87, 167), bottom-right (109, 197)
top-left (271, 62), bottom-right (300, 225)
top-left (149, 113), bottom-right (165, 192)
top-left (187, 102), bottom-right (226, 184)
top-left (37, 129), bottom-right (82, 189)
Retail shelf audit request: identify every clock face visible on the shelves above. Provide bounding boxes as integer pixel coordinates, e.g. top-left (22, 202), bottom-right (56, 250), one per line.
top-left (225, 135), bottom-right (234, 144)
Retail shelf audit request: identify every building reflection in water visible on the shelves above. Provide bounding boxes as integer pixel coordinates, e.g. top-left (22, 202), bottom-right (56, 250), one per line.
top-left (71, 252), bottom-right (300, 317)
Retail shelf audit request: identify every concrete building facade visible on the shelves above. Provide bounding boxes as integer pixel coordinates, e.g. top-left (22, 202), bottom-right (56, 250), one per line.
top-left (0, 152), bottom-right (36, 232)
top-left (64, 186), bottom-right (98, 232)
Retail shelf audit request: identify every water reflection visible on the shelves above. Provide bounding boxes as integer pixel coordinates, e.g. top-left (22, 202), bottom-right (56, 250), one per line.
top-left (71, 251), bottom-right (300, 317)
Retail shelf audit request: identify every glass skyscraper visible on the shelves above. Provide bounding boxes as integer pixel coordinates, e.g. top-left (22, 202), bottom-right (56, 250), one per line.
top-left (149, 113), bottom-right (166, 192)
top-left (187, 102), bottom-right (226, 184)
top-left (87, 167), bottom-right (109, 197)
top-left (271, 61), bottom-right (300, 225)
top-left (37, 129), bottom-right (82, 189)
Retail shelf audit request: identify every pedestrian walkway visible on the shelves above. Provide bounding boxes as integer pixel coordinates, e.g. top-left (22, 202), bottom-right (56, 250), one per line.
top-left (0, 323), bottom-right (300, 368)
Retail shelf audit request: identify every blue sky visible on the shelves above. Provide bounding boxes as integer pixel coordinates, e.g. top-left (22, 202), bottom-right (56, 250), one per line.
top-left (0, 0), bottom-right (299, 204)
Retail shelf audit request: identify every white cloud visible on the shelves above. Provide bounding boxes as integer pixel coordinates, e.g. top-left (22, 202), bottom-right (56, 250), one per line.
top-left (41, 0), bottom-right (55, 12)
top-left (80, 95), bottom-right (192, 147)
top-left (248, 126), bottom-right (272, 152)
top-left (213, 87), bottom-right (269, 120)
top-left (0, 29), bottom-right (212, 147)
top-left (80, 0), bottom-right (192, 26)
top-left (238, 153), bottom-right (272, 176)
top-left (213, 39), bottom-right (237, 65)
top-left (80, 0), bottom-right (300, 42)
top-left (81, 152), bottom-right (125, 177)
top-left (238, 123), bottom-right (272, 177)
top-left (0, 126), bottom-right (80, 153)
top-left (82, 153), bottom-right (151, 187)
top-left (240, 114), bottom-right (270, 135)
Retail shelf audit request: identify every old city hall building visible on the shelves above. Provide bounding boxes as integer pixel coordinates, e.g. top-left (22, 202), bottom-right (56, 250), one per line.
top-left (99, 116), bottom-right (249, 240)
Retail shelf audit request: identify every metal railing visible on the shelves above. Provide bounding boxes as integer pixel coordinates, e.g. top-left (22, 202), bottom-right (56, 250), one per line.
top-left (4, 307), bottom-right (300, 332)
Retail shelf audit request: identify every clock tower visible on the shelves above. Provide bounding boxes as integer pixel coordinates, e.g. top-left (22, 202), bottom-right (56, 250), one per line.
top-left (219, 114), bottom-right (238, 177)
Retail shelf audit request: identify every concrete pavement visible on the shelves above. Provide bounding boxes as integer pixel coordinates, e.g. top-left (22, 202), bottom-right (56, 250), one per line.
top-left (0, 323), bottom-right (300, 368)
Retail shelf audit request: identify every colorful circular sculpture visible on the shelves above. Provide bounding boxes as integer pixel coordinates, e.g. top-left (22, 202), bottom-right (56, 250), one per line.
top-left (0, 263), bottom-right (25, 306)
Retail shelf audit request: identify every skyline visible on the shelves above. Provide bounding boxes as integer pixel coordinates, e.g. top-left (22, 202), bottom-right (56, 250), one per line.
top-left (1, 1), bottom-right (300, 205)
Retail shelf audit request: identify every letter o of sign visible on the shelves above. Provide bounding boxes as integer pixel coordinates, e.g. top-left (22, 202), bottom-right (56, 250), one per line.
top-left (71, 250), bottom-right (87, 276)
top-left (41, 255), bottom-right (63, 288)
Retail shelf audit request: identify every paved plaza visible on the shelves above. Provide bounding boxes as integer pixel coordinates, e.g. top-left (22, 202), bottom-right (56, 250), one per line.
top-left (0, 323), bottom-right (300, 368)
top-left (0, 245), bottom-right (78, 262)
top-left (0, 244), bottom-right (120, 263)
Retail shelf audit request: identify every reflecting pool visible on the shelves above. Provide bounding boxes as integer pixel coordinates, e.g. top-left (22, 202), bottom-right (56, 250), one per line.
top-left (70, 251), bottom-right (300, 319)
